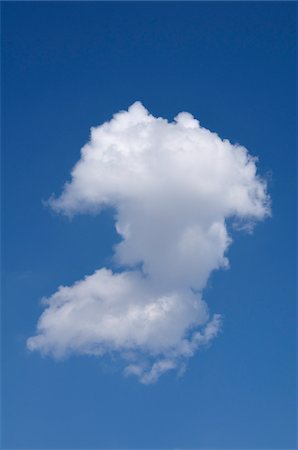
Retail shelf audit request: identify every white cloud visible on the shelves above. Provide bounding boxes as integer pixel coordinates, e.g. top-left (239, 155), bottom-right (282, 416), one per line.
top-left (27, 102), bottom-right (270, 383)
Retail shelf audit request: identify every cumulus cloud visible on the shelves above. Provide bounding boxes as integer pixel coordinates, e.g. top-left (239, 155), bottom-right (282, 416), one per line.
top-left (27, 102), bottom-right (270, 383)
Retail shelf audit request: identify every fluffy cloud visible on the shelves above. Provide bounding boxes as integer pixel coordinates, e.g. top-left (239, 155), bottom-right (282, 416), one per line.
top-left (27, 102), bottom-right (270, 383)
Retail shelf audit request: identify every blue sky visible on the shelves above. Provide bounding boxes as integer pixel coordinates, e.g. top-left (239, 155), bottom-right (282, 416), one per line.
top-left (2, 2), bottom-right (296, 449)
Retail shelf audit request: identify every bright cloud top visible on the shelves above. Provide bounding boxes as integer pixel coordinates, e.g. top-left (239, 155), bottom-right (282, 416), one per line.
top-left (27, 102), bottom-right (270, 383)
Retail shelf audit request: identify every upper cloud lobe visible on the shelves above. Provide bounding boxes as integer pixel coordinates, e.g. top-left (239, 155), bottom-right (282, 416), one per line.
top-left (27, 102), bottom-right (270, 383)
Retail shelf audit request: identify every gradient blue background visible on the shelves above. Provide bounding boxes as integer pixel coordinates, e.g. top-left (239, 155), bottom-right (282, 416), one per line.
top-left (2, 2), bottom-right (296, 449)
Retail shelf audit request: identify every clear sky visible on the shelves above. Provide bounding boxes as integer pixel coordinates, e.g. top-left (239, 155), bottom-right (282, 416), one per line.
top-left (2, 2), bottom-right (296, 449)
